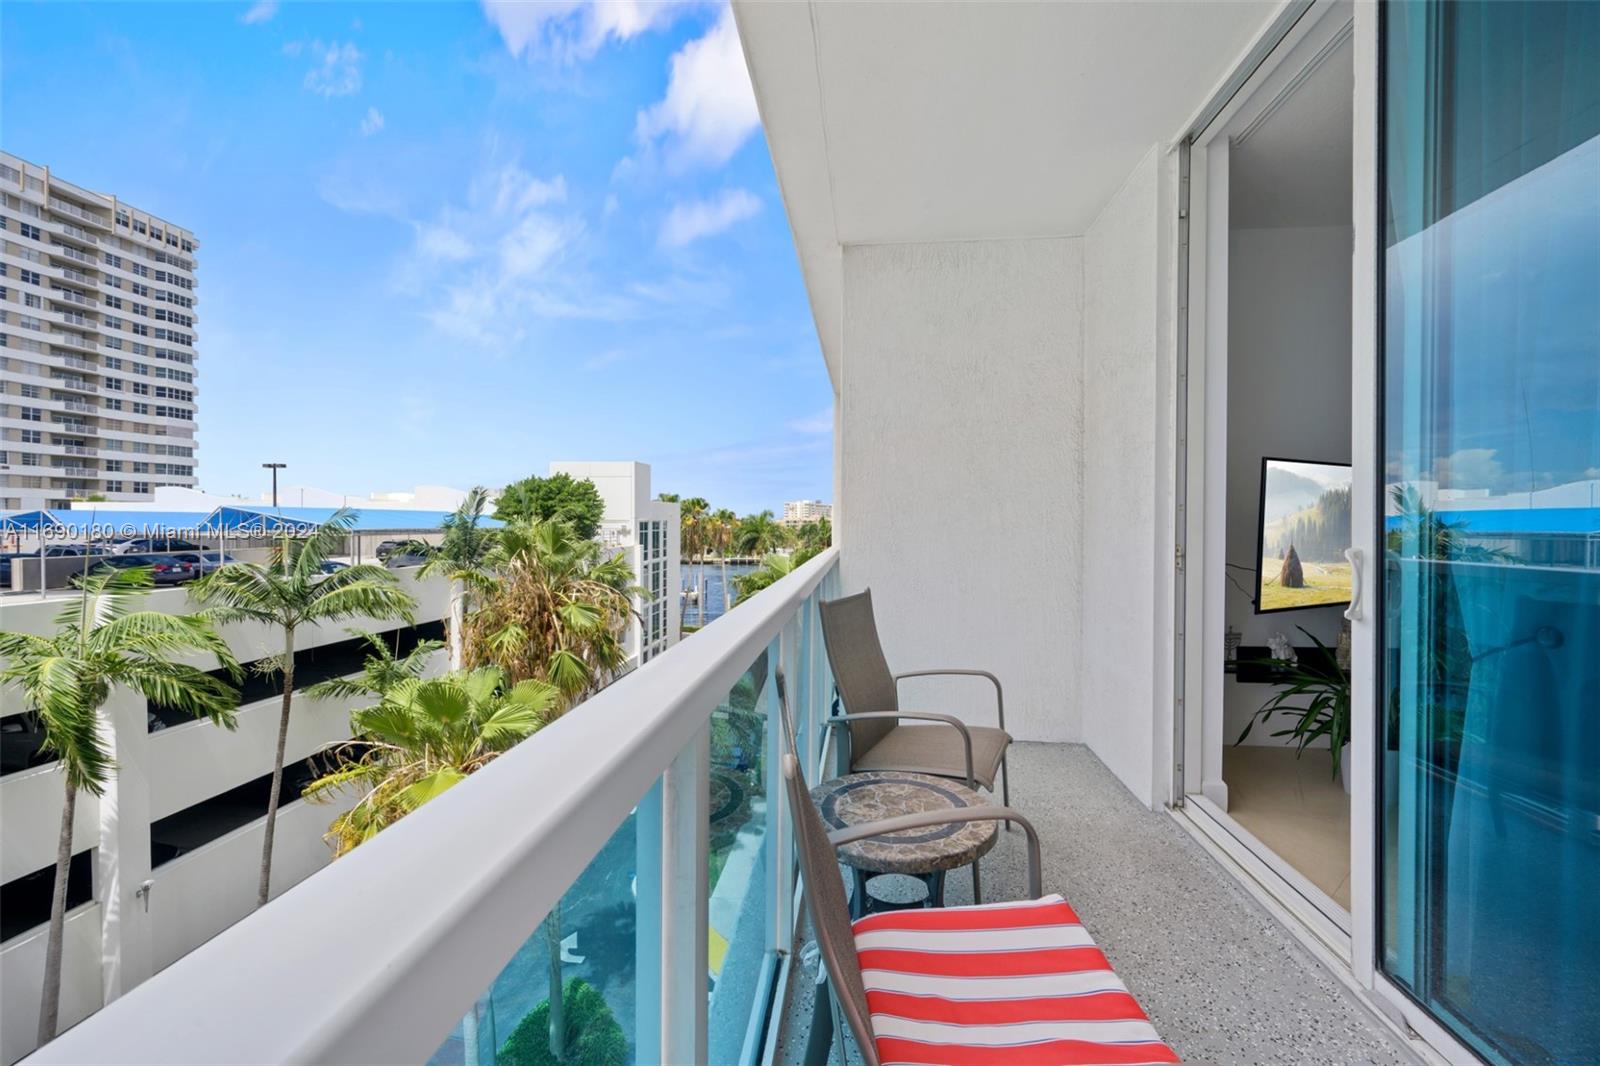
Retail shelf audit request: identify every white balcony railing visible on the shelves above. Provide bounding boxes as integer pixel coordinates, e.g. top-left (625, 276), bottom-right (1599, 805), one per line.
top-left (28, 548), bottom-right (842, 1065)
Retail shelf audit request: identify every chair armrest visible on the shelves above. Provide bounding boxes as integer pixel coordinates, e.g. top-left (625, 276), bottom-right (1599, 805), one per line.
top-left (827, 807), bottom-right (1042, 897)
top-left (825, 712), bottom-right (974, 787)
top-left (894, 669), bottom-right (1005, 731)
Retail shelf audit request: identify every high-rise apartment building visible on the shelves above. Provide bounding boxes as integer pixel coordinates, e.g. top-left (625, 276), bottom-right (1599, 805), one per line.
top-left (0, 152), bottom-right (199, 512)
top-left (781, 498), bottom-right (830, 527)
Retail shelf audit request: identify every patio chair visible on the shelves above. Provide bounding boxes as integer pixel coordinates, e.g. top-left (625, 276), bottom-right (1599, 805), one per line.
top-left (819, 589), bottom-right (1013, 805)
top-left (775, 672), bottom-right (1181, 1066)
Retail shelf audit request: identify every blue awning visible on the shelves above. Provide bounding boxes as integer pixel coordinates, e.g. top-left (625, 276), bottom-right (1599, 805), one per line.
top-left (199, 507), bottom-right (322, 534)
top-left (1384, 507), bottom-right (1600, 536)
top-left (0, 510), bottom-right (68, 531)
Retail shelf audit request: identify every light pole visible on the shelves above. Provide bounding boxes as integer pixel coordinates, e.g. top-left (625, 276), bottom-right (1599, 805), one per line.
top-left (262, 462), bottom-right (287, 509)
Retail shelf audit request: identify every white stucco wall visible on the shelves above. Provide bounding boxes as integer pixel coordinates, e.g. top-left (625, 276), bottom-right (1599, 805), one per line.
top-left (839, 237), bottom-right (1083, 742)
top-left (0, 904), bottom-right (102, 1066)
top-left (1080, 145), bottom-right (1169, 807)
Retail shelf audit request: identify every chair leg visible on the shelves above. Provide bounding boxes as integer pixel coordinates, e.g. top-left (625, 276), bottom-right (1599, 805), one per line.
top-left (971, 858), bottom-right (983, 905)
top-left (1001, 750), bottom-right (1013, 831)
top-left (828, 986), bottom-right (850, 1066)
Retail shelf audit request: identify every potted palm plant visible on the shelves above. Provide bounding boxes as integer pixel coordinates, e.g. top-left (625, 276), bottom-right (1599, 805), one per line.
top-left (1235, 626), bottom-right (1352, 791)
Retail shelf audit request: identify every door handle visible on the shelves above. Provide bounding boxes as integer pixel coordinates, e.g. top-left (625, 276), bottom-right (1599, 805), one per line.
top-left (1344, 548), bottom-right (1363, 622)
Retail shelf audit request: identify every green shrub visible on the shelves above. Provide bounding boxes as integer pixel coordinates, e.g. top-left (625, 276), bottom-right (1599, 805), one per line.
top-left (497, 978), bottom-right (626, 1066)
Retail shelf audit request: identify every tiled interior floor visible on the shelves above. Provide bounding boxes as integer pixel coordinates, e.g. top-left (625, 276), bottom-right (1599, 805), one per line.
top-left (775, 743), bottom-right (1417, 1066)
top-left (1224, 745), bottom-right (1352, 910)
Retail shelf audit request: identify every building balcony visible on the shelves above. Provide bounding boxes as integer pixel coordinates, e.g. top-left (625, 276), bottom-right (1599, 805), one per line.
top-left (46, 197), bottom-right (112, 231)
top-left (46, 242), bottom-right (92, 266)
top-left (50, 309), bottom-right (95, 330)
top-left (52, 265), bottom-right (96, 285)
top-left (47, 287), bottom-right (95, 309)
top-left (48, 333), bottom-right (97, 354)
top-left (23, 550), bottom-right (1413, 1066)
top-left (49, 376), bottom-right (98, 395)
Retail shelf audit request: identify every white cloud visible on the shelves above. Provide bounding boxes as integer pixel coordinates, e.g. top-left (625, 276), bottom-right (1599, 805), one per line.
top-left (359, 106), bottom-right (385, 136)
top-left (416, 223), bottom-right (474, 261)
top-left (304, 41), bottom-right (364, 97)
top-left (481, 0), bottom-right (700, 63)
top-left (635, 8), bottom-right (758, 171)
top-left (1434, 448), bottom-right (1504, 490)
top-left (240, 0), bottom-right (278, 25)
top-left (582, 347), bottom-right (630, 371)
top-left (788, 406), bottom-right (833, 435)
top-left (659, 188), bottom-right (760, 247)
top-left (398, 161), bottom-right (596, 347)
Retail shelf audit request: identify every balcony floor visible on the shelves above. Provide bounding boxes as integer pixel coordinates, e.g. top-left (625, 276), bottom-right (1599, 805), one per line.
top-left (775, 742), bottom-right (1419, 1065)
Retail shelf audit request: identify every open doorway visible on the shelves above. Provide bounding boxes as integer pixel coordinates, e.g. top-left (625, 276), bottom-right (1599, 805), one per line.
top-left (1185, 5), bottom-right (1356, 929)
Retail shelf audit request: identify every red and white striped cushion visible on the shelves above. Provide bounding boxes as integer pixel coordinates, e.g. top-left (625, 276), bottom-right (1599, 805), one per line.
top-left (852, 894), bottom-right (1181, 1065)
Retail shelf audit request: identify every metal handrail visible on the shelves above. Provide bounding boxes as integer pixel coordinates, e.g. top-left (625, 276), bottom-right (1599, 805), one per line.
top-left (29, 547), bottom-right (841, 1065)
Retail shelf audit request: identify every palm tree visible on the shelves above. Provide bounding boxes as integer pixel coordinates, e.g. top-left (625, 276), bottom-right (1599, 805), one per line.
top-left (734, 510), bottom-right (786, 558)
top-left (732, 552), bottom-right (798, 605)
top-left (305, 629), bottom-right (443, 703)
top-left (418, 486), bottom-right (498, 670)
top-left (0, 567), bottom-right (240, 1043)
top-left (190, 509), bottom-right (417, 908)
top-left (678, 497), bottom-right (709, 624)
top-left (460, 516), bottom-right (641, 1059)
top-left (303, 667), bottom-right (557, 856)
top-left (796, 517), bottom-right (832, 556)
top-left (464, 517), bottom-right (641, 703)
top-left (711, 507), bottom-right (737, 616)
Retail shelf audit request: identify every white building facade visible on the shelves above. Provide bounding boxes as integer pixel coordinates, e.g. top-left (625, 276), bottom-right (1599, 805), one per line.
top-left (0, 154), bottom-right (200, 512)
top-left (548, 461), bottom-right (681, 667)
top-left (780, 499), bottom-right (830, 528)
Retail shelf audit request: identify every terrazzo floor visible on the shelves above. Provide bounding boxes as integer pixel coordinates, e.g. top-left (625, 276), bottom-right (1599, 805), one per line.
top-left (774, 742), bottom-right (1421, 1066)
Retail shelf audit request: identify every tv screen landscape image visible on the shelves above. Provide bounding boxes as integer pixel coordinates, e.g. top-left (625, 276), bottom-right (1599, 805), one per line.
top-left (1256, 457), bottom-right (1352, 613)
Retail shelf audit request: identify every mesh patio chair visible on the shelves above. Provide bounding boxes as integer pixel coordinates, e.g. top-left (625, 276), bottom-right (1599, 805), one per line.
top-left (774, 669), bottom-right (1182, 1066)
top-left (819, 588), bottom-right (1013, 805)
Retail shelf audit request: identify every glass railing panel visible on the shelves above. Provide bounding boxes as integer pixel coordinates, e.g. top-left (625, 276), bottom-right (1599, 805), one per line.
top-left (706, 640), bottom-right (777, 1065)
top-left (431, 778), bottom-right (660, 1066)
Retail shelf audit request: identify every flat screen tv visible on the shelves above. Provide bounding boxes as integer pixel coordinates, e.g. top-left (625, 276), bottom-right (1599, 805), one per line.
top-left (1256, 457), bottom-right (1352, 614)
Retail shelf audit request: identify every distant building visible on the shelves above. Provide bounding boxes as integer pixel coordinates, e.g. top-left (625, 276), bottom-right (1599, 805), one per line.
top-left (782, 499), bottom-right (832, 527)
top-left (549, 461), bottom-right (681, 667)
top-left (1, 152), bottom-right (200, 512)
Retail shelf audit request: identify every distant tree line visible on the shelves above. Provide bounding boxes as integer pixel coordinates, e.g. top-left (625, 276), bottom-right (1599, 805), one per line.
top-left (1269, 485), bottom-right (1350, 562)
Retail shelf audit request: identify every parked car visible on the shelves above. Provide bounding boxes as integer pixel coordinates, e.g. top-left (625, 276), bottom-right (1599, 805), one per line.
top-left (373, 539), bottom-right (406, 561)
top-left (0, 552), bottom-right (30, 588)
top-left (91, 554), bottom-right (198, 585)
top-left (382, 542), bottom-right (433, 569)
top-left (112, 537), bottom-right (203, 555)
top-left (318, 559), bottom-right (350, 575)
top-left (43, 544), bottom-right (88, 557)
top-left (172, 551), bottom-right (236, 576)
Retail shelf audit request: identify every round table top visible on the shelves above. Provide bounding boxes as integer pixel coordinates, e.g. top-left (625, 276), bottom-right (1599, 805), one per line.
top-left (809, 771), bottom-right (998, 875)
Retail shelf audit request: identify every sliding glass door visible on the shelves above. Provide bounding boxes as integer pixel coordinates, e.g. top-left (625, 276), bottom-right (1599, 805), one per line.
top-left (1379, 3), bottom-right (1599, 1064)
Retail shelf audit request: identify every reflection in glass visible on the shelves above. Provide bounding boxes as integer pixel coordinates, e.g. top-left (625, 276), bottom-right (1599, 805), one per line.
top-left (1381, 3), bottom-right (1599, 1064)
top-left (707, 644), bottom-right (775, 1065)
top-left (431, 804), bottom-right (646, 1065)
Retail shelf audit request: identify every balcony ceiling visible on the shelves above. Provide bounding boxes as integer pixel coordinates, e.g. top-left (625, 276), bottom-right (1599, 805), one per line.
top-left (735, 0), bottom-right (1282, 380)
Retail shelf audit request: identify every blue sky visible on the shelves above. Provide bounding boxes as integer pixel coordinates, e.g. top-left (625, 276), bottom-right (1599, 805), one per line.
top-left (1, 0), bottom-right (833, 514)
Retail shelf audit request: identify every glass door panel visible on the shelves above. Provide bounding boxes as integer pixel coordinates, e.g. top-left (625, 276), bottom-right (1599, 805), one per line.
top-left (1379, 3), bottom-right (1600, 1064)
